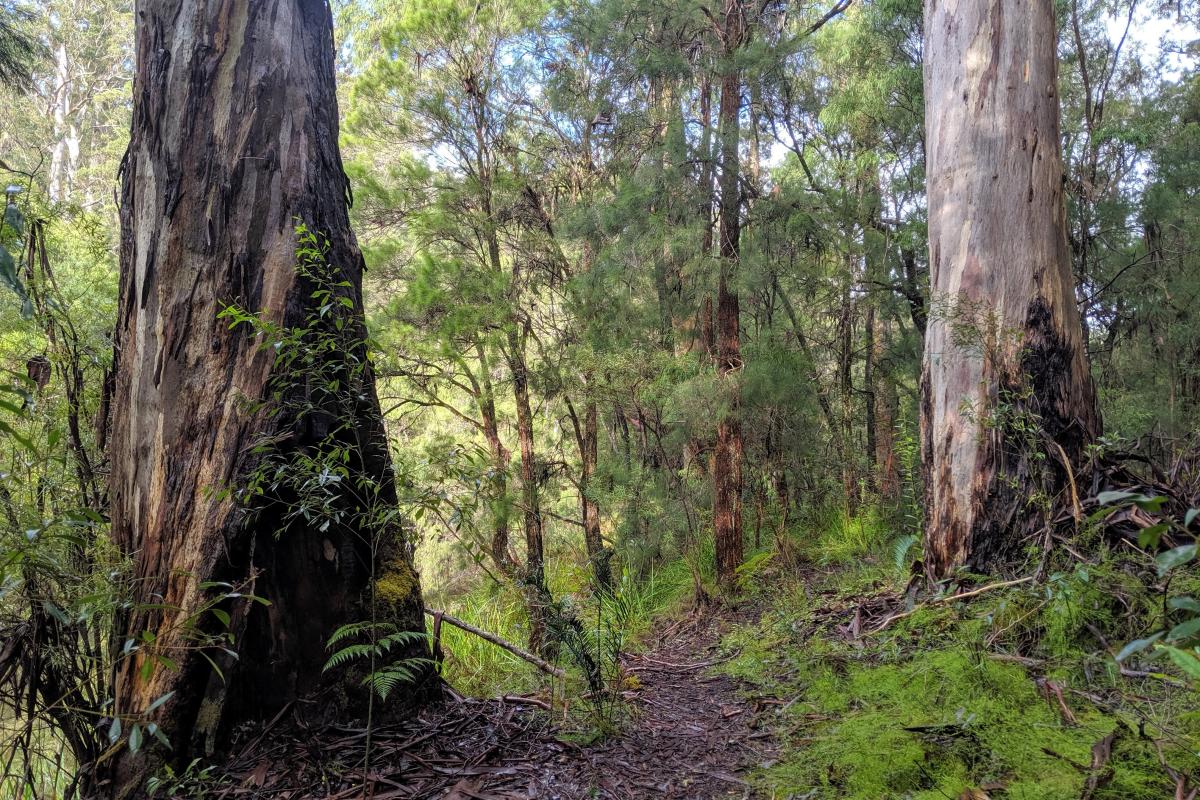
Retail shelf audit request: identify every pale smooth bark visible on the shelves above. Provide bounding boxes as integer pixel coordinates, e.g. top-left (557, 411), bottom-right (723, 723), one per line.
top-left (921, 0), bottom-right (1099, 577)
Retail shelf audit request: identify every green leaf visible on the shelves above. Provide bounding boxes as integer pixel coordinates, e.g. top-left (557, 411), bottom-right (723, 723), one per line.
top-left (1138, 522), bottom-right (1170, 550)
top-left (1169, 597), bottom-right (1200, 613)
top-left (1156, 544), bottom-right (1197, 576)
top-left (198, 650), bottom-right (226, 684)
top-left (210, 608), bottom-right (231, 627)
top-left (1162, 645), bottom-right (1200, 680)
top-left (146, 691), bottom-right (174, 715)
top-left (1133, 495), bottom-right (1168, 513)
top-left (1116, 631), bottom-right (1164, 662)
top-left (0, 418), bottom-right (37, 453)
top-left (148, 722), bottom-right (172, 749)
top-left (1096, 490), bottom-right (1141, 505)
top-left (1187, 509), bottom-right (1199, 529)
top-left (129, 724), bottom-right (143, 753)
top-left (1168, 617), bottom-right (1200, 642)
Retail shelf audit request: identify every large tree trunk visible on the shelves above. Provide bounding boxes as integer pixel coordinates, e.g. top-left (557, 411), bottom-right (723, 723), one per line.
top-left (712, 0), bottom-right (745, 586)
top-left (106, 0), bottom-right (427, 790)
top-left (921, 0), bottom-right (1100, 579)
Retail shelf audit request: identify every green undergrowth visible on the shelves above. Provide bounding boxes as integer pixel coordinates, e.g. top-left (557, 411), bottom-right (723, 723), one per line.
top-left (719, 513), bottom-right (1200, 799)
top-left (432, 551), bottom-right (698, 699)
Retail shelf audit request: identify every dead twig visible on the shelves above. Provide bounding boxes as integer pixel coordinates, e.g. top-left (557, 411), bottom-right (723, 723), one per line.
top-left (866, 577), bottom-right (1035, 636)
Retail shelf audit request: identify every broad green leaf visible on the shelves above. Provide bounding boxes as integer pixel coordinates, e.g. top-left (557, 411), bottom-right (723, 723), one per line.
top-left (1168, 617), bottom-right (1200, 642)
top-left (1138, 522), bottom-right (1170, 549)
top-left (1162, 645), bottom-right (1200, 680)
top-left (1169, 597), bottom-right (1200, 613)
top-left (1133, 495), bottom-right (1168, 513)
top-left (146, 691), bottom-right (174, 714)
top-left (1156, 544), bottom-right (1197, 576)
top-left (1115, 631), bottom-right (1164, 661)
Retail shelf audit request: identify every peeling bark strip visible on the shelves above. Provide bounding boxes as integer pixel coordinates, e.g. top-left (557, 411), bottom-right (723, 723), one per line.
top-left (920, 0), bottom-right (1100, 578)
top-left (108, 0), bottom-right (426, 788)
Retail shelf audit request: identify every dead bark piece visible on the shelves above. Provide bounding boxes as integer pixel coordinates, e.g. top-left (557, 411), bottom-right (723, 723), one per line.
top-left (1080, 729), bottom-right (1122, 800)
top-left (1036, 678), bottom-right (1077, 726)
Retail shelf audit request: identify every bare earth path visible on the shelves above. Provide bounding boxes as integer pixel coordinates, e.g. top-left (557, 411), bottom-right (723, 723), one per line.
top-left (528, 603), bottom-right (778, 799)
top-left (222, 603), bottom-right (778, 799)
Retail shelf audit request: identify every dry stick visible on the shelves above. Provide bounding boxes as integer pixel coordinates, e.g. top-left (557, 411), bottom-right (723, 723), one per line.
top-left (423, 608), bottom-right (566, 679)
top-left (866, 576), bottom-right (1036, 636)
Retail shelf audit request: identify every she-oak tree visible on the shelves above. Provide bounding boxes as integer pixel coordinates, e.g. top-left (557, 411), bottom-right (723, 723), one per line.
top-left (104, 0), bottom-right (428, 790)
top-left (920, 0), bottom-right (1101, 578)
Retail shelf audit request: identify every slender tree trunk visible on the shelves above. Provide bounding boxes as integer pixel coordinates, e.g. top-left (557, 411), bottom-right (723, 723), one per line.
top-left (921, 0), bottom-right (1100, 578)
top-left (864, 301), bottom-right (877, 493)
top-left (568, 396), bottom-right (610, 593)
top-left (474, 341), bottom-right (517, 578)
top-left (712, 0), bottom-right (745, 585)
top-left (873, 315), bottom-right (901, 502)
top-left (106, 0), bottom-right (428, 790)
top-left (901, 247), bottom-right (927, 335)
top-left (582, 402), bottom-right (610, 590)
top-left (837, 278), bottom-right (857, 510)
top-left (505, 328), bottom-right (549, 652)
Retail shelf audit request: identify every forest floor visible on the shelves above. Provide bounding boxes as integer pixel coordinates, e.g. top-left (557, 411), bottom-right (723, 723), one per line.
top-left (211, 543), bottom-right (1200, 800)
top-left (218, 601), bottom-right (780, 800)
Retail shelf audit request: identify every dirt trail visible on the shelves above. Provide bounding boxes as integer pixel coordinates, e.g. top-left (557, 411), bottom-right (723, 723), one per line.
top-left (222, 603), bottom-right (778, 799)
top-left (528, 603), bottom-right (778, 799)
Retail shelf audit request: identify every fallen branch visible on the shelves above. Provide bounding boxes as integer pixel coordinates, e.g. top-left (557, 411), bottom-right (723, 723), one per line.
top-left (424, 607), bottom-right (566, 679)
top-left (497, 694), bottom-right (552, 711)
top-left (866, 576), bottom-right (1035, 636)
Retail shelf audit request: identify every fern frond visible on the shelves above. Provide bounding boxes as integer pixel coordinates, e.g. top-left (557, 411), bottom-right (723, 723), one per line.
top-left (327, 621), bottom-right (393, 648)
top-left (378, 631), bottom-right (431, 652)
top-left (323, 643), bottom-right (376, 671)
top-left (892, 534), bottom-right (919, 572)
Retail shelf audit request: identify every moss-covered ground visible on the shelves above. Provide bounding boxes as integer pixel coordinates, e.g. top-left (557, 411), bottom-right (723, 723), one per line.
top-left (717, 511), bottom-right (1200, 799)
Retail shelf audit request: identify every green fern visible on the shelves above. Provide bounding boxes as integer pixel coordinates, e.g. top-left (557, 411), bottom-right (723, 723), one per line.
top-left (323, 622), bottom-right (432, 700)
top-left (327, 621), bottom-right (384, 647)
top-left (892, 534), bottom-right (919, 572)
top-left (323, 643), bottom-right (377, 671)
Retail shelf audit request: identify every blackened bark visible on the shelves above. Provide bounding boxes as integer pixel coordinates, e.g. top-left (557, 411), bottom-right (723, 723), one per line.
top-left (107, 0), bottom-right (428, 791)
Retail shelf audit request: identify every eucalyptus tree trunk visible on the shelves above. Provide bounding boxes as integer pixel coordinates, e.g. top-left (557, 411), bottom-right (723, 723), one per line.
top-left (921, 0), bottom-right (1100, 578)
top-left (712, 0), bottom-right (745, 585)
top-left (106, 0), bottom-right (427, 791)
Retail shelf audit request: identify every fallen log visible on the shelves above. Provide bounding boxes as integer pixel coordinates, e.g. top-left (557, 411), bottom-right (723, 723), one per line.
top-left (424, 607), bottom-right (567, 679)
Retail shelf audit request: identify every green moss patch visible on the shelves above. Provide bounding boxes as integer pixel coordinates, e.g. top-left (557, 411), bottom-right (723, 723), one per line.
top-left (717, 549), bottom-right (1196, 799)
